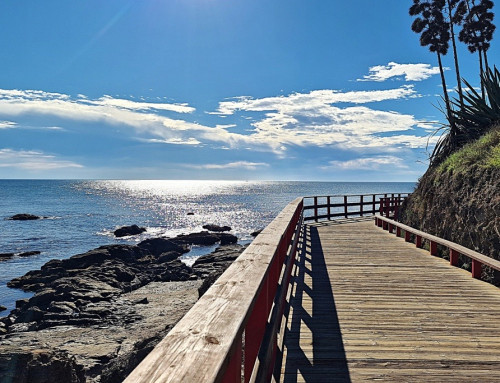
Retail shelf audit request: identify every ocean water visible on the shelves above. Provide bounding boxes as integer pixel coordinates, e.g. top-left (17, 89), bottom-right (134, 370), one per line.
top-left (0, 180), bottom-right (415, 315)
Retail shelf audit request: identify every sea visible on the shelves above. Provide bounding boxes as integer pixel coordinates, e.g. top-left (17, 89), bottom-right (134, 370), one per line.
top-left (0, 180), bottom-right (415, 315)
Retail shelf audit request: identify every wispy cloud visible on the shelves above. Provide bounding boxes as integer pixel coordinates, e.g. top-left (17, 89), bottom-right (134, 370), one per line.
top-left (323, 156), bottom-right (408, 170)
top-left (184, 161), bottom-right (269, 170)
top-left (0, 121), bottom-right (17, 129)
top-left (358, 62), bottom-right (444, 82)
top-left (0, 149), bottom-right (83, 170)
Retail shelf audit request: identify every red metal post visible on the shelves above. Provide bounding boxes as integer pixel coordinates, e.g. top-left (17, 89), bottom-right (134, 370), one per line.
top-left (449, 249), bottom-right (459, 266)
top-left (396, 227), bottom-right (401, 237)
top-left (404, 231), bottom-right (411, 242)
top-left (430, 241), bottom-right (437, 256)
top-left (472, 260), bottom-right (482, 279)
top-left (388, 223), bottom-right (393, 233)
top-left (223, 335), bottom-right (242, 383)
top-left (416, 235), bottom-right (422, 248)
top-left (245, 277), bottom-right (269, 381)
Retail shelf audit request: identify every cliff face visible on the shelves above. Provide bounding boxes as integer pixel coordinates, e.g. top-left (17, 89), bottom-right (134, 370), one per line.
top-left (400, 126), bottom-right (500, 283)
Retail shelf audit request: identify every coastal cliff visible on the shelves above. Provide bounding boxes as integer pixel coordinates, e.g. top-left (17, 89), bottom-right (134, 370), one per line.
top-left (400, 125), bottom-right (500, 284)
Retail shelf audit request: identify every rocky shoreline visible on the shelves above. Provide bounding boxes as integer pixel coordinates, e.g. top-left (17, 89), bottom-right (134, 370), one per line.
top-left (0, 228), bottom-right (247, 383)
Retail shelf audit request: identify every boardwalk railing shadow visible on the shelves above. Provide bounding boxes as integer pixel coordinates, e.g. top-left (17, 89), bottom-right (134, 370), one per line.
top-left (277, 224), bottom-right (351, 383)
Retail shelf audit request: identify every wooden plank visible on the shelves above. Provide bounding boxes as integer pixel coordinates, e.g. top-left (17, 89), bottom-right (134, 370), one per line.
top-left (278, 220), bottom-right (500, 382)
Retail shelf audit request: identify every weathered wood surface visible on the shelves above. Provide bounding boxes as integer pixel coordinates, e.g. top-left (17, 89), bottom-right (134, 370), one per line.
top-left (278, 219), bottom-right (500, 382)
top-left (377, 215), bottom-right (500, 271)
top-left (124, 198), bottom-right (303, 383)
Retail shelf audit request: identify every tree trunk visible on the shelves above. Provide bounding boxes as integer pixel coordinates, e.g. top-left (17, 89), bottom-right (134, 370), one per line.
top-left (447, 0), bottom-right (464, 110)
top-left (483, 50), bottom-right (489, 73)
top-left (478, 48), bottom-right (485, 99)
top-left (437, 52), bottom-right (454, 128)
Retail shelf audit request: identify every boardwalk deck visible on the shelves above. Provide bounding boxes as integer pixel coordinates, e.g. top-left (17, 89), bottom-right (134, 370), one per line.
top-left (278, 218), bottom-right (500, 382)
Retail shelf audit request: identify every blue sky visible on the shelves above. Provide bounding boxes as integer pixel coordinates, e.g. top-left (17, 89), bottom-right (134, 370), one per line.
top-left (0, 0), bottom-right (497, 181)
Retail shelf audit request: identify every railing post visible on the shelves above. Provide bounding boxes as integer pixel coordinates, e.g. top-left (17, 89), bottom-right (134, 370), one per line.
top-left (314, 196), bottom-right (318, 222)
top-left (245, 278), bottom-right (269, 381)
top-left (327, 196), bottom-right (331, 220)
top-left (450, 249), bottom-right (459, 266)
top-left (372, 194), bottom-right (376, 214)
top-left (360, 195), bottom-right (364, 216)
top-left (404, 230), bottom-right (411, 242)
top-left (472, 260), bottom-right (482, 279)
top-left (429, 241), bottom-right (437, 256)
top-left (416, 235), bottom-right (422, 248)
top-left (388, 223), bottom-right (393, 233)
top-left (396, 226), bottom-right (401, 237)
top-left (222, 336), bottom-right (242, 383)
top-left (344, 196), bottom-right (348, 218)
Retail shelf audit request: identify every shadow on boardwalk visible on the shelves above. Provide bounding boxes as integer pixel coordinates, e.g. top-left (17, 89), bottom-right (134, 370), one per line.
top-left (277, 224), bottom-right (351, 383)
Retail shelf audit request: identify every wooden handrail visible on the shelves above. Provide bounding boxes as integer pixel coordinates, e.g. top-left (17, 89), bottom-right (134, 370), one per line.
top-left (125, 198), bottom-right (304, 383)
top-left (304, 193), bottom-right (410, 222)
top-left (375, 215), bottom-right (500, 278)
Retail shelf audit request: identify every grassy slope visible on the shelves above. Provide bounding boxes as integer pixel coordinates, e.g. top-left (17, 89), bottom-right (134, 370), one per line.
top-left (400, 124), bottom-right (500, 284)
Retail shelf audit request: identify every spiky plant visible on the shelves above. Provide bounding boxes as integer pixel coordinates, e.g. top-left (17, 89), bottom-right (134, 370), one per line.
top-left (431, 65), bottom-right (500, 164)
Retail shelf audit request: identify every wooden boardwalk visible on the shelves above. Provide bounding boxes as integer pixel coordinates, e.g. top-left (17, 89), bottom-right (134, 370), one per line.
top-left (278, 218), bottom-right (500, 382)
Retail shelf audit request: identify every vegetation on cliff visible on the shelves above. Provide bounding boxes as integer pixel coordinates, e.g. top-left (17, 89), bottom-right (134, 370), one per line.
top-left (400, 123), bottom-right (500, 284)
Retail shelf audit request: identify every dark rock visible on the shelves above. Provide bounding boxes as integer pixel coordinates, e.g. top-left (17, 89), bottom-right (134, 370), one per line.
top-left (134, 297), bottom-right (148, 304)
top-left (16, 299), bottom-right (29, 309)
top-left (18, 251), bottom-right (41, 257)
top-left (251, 229), bottom-right (263, 237)
top-left (8, 213), bottom-right (42, 220)
top-left (0, 349), bottom-right (86, 383)
top-left (187, 212), bottom-right (194, 215)
top-left (202, 224), bottom-right (232, 232)
top-left (193, 244), bottom-right (246, 280)
top-left (114, 224), bottom-right (147, 238)
top-left (157, 251), bottom-right (181, 263)
top-left (0, 305), bottom-right (6, 312)
top-left (0, 253), bottom-right (15, 260)
top-left (138, 238), bottom-right (189, 256)
top-left (172, 231), bottom-right (238, 246)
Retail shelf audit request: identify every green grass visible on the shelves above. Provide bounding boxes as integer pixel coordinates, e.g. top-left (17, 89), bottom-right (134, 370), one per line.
top-left (437, 125), bottom-right (500, 174)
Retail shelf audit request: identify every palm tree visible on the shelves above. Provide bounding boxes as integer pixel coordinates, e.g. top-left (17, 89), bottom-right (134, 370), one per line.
top-left (410, 0), bottom-right (453, 120)
top-left (458, 0), bottom-right (496, 96)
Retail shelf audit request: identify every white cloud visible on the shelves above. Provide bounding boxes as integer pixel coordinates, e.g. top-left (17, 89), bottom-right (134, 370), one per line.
top-left (185, 161), bottom-right (269, 170)
top-left (0, 121), bottom-right (17, 129)
top-left (0, 86), bottom-right (435, 156)
top-left (323, 156), bottom-right (408, 170)
top-left (0, 149), bottom-right (83, 170)
top-left (358, 62), bottom-right (444, 82)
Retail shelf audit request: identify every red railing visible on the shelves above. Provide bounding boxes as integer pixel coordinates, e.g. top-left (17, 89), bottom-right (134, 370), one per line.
top-left (125, 198), bottom-right (304, 383)
top-left (304, 193), bottom-right (410, 222)
top-left (375, 215), bottom-right (500, 279)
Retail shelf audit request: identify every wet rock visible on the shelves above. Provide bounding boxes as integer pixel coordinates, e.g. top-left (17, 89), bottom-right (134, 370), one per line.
top-left (187, 212), bottom-right (194, 215)
top-left (137, 238), bottom-right (188, 256)
top-left (114, 225), bottom-right (147, 238)
top-left (0, 253), bottom-right (15, 260)
top-left (18, 251), bottom-right (41, 257)
top-left (0, 305), bottom-right (6, 312)
top-left (172, 231), bottom-right (237, 246)
top-left (8, 213), bottom-right (42, 220)
top-left (202, 224), bottom-right (232, 232)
